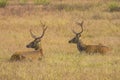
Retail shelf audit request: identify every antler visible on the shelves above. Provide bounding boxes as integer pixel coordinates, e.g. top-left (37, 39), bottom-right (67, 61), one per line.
top-left (30, 21), bottom-right (47, 39)
top-left (72, 21), bottom-right (84, 35)
top-left (72, 28), bottom-right (78, 35)
top-left (76, 21), bottom-right (84, 34)
top-left (30, 29), bottom-right (37, 39)
top-left (38, 21), bottom-right (47, 39)
top-left (40, 20), bottom-right (46, 27)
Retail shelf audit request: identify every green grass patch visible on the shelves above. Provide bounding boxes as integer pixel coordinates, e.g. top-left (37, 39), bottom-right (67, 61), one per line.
top-left (54, 3), bottom-right (93, 11)
top-left (109, 2), bottom-right (120, 12)
top-left (34, 0), bottom-right (50, 5)
top-left (19, 0), bottom-right (27, 5)
top-left (0, 0), bottom-right (7, 8)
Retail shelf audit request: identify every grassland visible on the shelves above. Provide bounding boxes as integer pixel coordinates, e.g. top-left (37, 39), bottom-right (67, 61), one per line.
top-left (0, 0), bottom-right (120, 80)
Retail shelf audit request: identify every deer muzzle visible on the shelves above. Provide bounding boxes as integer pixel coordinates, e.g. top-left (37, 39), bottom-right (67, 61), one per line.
top-left (68, 40), bottom-right (72, 43)
top-left (26, 45), bottom-right (31, 48)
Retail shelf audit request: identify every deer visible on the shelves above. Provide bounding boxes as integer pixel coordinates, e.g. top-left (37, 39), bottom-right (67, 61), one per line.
top-left (10, 22), bottom-right (47, 61)
top-left (68, 21), bottom-right (110, 55)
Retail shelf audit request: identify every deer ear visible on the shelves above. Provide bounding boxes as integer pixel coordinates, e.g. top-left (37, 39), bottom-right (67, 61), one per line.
top-left (78, 34), bottom-right (81, 37)
top-left (37, 38), bottom-right (41, 42)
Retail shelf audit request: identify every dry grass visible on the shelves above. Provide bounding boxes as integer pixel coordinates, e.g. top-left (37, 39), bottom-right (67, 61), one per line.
top-left (0, 0), bottom-right (120, 80)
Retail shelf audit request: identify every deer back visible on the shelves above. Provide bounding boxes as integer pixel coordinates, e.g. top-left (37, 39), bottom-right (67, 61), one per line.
top-left (85, 44), bottom-right (110, 54)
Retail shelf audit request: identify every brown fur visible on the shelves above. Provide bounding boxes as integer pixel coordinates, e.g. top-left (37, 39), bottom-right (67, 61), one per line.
top-left (69, 39), bottom-right (110, 54)
top-left (10, 49), bottom-right (43, 61)
top-left (84, 44), bottom-right (110, 54)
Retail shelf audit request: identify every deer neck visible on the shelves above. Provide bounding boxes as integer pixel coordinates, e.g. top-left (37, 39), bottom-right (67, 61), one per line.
top-left (77, 40), bottom-right (86, 51)
top-left (35, 43), bottom-right (42, 51)
top-left (35, 43), bottom-right (43, 56)
top-left (38, 48), bottom-right (43, 56)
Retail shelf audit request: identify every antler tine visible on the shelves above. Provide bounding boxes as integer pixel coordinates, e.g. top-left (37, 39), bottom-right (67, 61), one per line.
top-left (76, 21), bottom-right (84, 34)
top-left (38, 26), bottom-right (47, 39)
top-left (30, 29), bottom-right (37, 39)
top-left (72, 28), bottom-right (77, 35)
top-left (38, 21), bottom-right (48, 39)
top-left (40, 20), bottom-right (46, 27)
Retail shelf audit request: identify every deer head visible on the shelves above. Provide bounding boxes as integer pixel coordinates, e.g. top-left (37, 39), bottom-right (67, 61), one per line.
top-left (69, 21), bottom-right (84, 44)
top-left (26, 21), bottom-right (47, 50)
